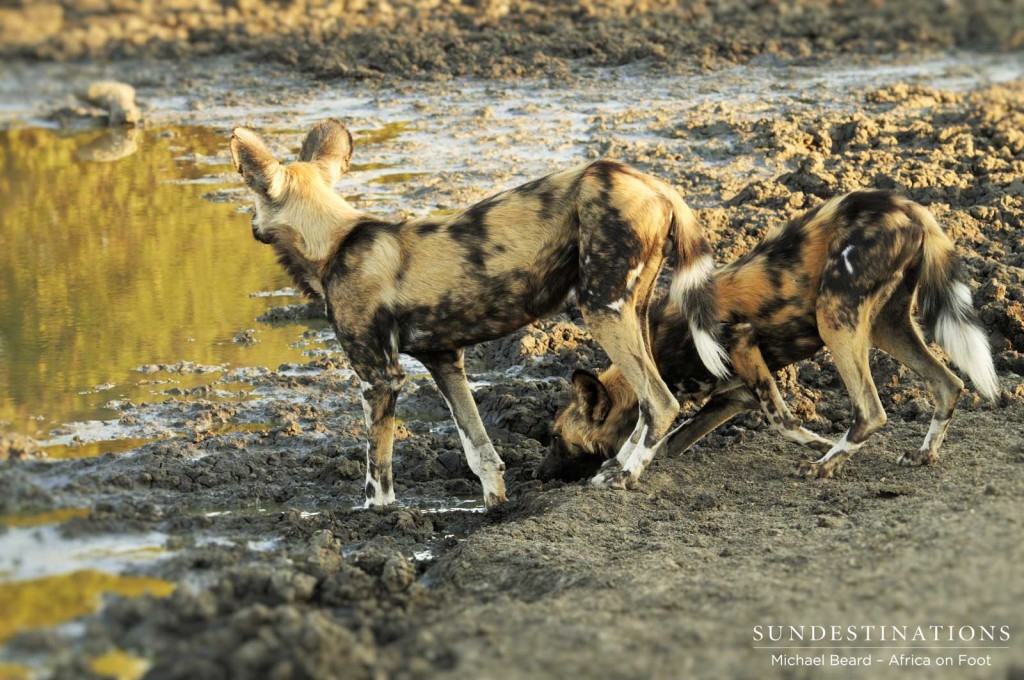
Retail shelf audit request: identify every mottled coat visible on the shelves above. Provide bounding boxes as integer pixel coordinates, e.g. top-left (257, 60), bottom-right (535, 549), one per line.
top-left (539, 191), bottom-right (998, 482)
top-left (230, 119), bottom-right (726, 507)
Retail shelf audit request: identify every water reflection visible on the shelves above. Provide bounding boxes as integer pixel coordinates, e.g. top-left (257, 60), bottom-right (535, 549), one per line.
top-left (75, 128), bottom-right (141, 163)
top-left (0, 126), bottom-right (311, 439)
top-left (0, 569), bottom-right (174, 643)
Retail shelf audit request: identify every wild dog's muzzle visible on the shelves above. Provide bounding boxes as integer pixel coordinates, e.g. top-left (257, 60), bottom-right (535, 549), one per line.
top-left (252, 214), bottom-right (273, 244)
top-left (535, 437), bottom-right (606, 482)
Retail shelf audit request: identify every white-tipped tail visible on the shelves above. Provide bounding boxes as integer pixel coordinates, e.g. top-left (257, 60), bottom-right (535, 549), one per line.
top-left (935, 282), bottom-right (999, 401)
top-left (670, 253), bottom-right (715, 305)
top-left (693, 327), bottom-right (731, 380)
top-left (667, 196), bottom-right (730, 380)
top-left (671, 251), bottom-right (730, 380)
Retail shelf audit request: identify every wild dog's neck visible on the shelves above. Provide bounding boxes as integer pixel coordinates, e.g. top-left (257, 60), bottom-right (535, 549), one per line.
top-left (293, 195), bottom-right (363, 263)
top-left (271, 229), bottom-right (326, 299)
top-left (272, 196), bottom-right (365, 299)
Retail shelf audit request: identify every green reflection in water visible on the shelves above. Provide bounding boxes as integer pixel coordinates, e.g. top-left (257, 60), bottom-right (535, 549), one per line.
top-left (368, 171), bottom-right (429, 185)
top-left (0, 126), bottom-right (325, 440)
top-left (355, 121), bottom-right (412, 146)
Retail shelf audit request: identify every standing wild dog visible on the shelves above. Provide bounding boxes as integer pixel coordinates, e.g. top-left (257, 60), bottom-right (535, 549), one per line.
top-left (537, 191), bottom-right (999, 483)
top-left (229, 118), bottom-right (728, 508)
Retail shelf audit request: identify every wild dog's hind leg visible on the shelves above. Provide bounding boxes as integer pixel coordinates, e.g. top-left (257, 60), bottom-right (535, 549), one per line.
top-left (801, 231), bottom-right (918, 479)
top-left (416, 350), bottom-right (507, 508)
top-left (583, 258), bottom-right (679, 489)
top-left (728, 325), bottom-right (835, 455)
top-left (871, 288), bottom-right (964, 466)
top-left (350, 346), bottom-right (406, 508)
top-left (801, 286), bottom-right (902, 479)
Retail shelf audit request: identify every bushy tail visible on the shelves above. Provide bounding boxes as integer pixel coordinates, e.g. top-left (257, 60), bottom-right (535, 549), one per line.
top-left (666, 195), bottom-right (730, 380)
top-left (916, 206), bottom-right (999, 401)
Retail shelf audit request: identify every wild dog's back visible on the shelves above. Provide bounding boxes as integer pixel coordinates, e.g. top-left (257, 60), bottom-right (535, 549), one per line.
top-left (370, 161), bottom-right (724, 363)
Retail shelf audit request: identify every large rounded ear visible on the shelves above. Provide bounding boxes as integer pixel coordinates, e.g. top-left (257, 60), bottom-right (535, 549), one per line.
top-left (299, 118), bottom-right (353, 187)
top-left (230, 127), bottom-right (284, 200)
top-left (571, 369), bottom-right (611, 423)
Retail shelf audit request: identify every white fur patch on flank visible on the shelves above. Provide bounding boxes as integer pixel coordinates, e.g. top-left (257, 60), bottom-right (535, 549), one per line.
top-left (841, 245), bottom-right (855, 274)
top-left (935, 282), bottom-right (999, 401)
top-left (607, 297), bottom-right (626, 313)
top-left (670, 253), bottom-right (714, 303)
top-left (693, 327), bottom-right (731, 380)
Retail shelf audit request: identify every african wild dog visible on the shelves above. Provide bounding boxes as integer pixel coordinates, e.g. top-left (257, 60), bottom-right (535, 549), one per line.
top-left (536, 191), bottom-right (999, 483)
top-left (229, 118), bottom-right (728, 508)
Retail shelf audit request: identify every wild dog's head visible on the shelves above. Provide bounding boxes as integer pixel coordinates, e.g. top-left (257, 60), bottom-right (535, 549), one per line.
top-left (535, 369), bottom-right (637, 482)
top-left (229, 119), bottom-right (354, 258)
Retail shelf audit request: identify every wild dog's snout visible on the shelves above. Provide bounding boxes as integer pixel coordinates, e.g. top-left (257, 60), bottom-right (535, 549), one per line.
top-left (535, 435), bottom-right (605, 482)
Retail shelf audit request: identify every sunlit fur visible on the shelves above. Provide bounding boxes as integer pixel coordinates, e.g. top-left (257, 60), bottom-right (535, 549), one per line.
top-left (539, 191), bottom-right (998, 483)
top-left (230, 118), bottom-right (726, 506)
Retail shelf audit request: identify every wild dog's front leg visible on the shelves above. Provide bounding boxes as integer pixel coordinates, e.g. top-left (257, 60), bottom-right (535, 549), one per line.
top-left (590, 413), bottom-right (652, 490)
top-left (730, 325), bottom-right (835, 455)
top-left (347, 341), bottom-right (406, 508)
top-left (579, 246), bottom-right (680, 490)
top-left (417, 351), bottom-right (507, 508)
top-left (608, 384), bottom-right (758, 485)
top-left (357, 377), bottom-right (402, 507)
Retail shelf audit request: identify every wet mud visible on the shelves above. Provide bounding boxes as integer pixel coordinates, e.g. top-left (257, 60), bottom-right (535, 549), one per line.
top-left (1, 35), bottom-right (1024, 680)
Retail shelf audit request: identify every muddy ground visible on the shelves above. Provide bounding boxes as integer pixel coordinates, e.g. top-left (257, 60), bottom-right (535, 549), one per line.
top-left (3, 3), bottom-right (1024, 678)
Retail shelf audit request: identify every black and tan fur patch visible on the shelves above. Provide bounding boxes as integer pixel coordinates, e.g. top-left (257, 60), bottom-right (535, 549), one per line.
top-left (230, 119), bottom-right (726, 507)
top-left (538, 191), bottom-right (998, 482)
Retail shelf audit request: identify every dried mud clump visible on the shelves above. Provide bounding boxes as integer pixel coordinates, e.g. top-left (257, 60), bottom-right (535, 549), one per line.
top-left (0, 432), bottom-right (43, 462)
top-left (466, 317), bottom-right (604, 378)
